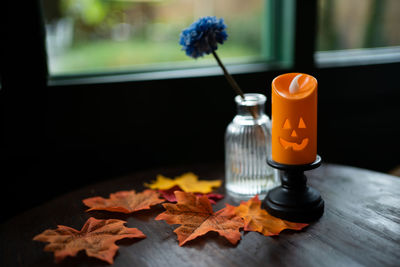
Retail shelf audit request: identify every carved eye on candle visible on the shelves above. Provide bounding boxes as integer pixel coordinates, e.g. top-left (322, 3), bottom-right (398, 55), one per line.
top-left (279, 118), bottom-right (309, 151)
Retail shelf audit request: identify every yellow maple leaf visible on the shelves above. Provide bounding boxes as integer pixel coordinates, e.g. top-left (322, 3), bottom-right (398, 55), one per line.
top-left (145, 172), bottom-right (221, 194)
top-left (145, 175), bottom-right (177, 190)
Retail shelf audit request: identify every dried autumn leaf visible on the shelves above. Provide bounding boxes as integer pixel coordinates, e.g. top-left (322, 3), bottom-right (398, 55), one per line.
top-left (202, 193), bottom-right (224, 205)
top-left (158, 186), bottom-right (182, 202)
top-left (158, 185), bottom-right (224, 204)
top-left (234, 195), bottom-right (308, 236)
top-left (156, 191), bottom-right (243, 246)
top-left (83, 189), bottom-right (164, 214)
top-left (145, 172), bottom-right (221, 194)
top-left (33, 217), bottom-right (146, 264)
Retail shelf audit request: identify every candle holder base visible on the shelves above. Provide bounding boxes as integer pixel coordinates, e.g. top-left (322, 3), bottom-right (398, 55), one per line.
top-left (262, 155), bottom-right (324, 223)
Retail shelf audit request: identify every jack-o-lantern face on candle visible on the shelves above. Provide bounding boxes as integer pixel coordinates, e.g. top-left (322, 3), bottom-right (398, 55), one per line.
top-left (271, 73), bottom-right (318, 165)
top-left (279, 117), bottom-right (309, 151)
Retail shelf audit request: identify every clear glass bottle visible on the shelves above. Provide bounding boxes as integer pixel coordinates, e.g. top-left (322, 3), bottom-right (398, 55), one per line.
top-left (225, 93), bottom-right (278, 200)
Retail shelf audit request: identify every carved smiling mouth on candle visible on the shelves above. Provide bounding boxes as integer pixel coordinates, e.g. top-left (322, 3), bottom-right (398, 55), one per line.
top-left (278, 117), bottom-right (309, 151)
top-left (279, 137), bottom-right (309, 151)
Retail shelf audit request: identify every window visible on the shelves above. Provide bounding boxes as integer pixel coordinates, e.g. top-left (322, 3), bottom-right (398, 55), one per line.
top-left (42, 0), bottom-right (273, 76)
top-left (316, 0), bottom-right (400, 66)
top-left (317, 0), bottom-right (400, 51)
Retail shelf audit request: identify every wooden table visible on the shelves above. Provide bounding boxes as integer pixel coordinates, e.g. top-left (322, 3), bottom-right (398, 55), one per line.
top-left (1, 163), bottom-right (400, 266)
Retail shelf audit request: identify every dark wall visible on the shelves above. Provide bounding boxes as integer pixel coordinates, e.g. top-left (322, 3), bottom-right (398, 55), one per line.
top-left (316, 63), bottom-right (400, 171)
top-left (44, 62), bottom-right (400, 176)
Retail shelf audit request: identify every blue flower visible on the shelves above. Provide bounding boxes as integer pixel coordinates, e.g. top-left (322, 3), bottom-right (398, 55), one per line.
top-left (179, 16), bottom-right (228, 58)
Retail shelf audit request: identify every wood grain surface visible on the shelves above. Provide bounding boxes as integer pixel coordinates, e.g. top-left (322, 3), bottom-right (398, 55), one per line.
top-left (1, 163), bottom-right (399, 267)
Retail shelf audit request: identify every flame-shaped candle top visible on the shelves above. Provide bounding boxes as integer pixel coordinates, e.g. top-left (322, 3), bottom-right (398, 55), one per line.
top-left (289, 74), bottom-right (302, 94)
top-left (274, 73), bottom-right (317, 100)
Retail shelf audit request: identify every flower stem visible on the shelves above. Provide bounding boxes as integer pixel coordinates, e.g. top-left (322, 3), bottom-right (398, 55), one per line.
top-left (211, 51), bottom-right (245, 99)
top-left (212, 50), bottom-right (260, 120)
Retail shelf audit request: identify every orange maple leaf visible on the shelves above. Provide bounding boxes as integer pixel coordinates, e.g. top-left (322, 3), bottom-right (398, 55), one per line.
top-left (33, 217), bottom-right (146, 264)
top-left (155, 191), bottom-right (244, 246)
top-left (233, 195), bottom-right (308, 236)
top-left (83, 189), bottom-right (164, 214)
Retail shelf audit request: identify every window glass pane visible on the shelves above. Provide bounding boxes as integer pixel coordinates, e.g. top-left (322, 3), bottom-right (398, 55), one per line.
top-left (317, 0), bottom-right (400, 51)
top-left (42, 0), bottom-right (267, 75)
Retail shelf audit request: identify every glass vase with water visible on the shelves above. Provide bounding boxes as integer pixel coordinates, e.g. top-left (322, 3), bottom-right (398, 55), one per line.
top-left (225, 93), bottom-right (279, 200)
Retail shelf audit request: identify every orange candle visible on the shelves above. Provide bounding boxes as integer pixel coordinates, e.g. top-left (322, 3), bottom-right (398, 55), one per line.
top-left (271, 73), bottom-right (318, 165)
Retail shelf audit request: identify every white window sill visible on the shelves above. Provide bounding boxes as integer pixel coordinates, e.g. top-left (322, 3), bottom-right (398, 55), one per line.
top-left (315, 46), bottom-right (400, 68)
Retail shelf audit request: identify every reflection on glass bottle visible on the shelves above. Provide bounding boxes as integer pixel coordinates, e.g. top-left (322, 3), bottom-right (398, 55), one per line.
top-left (225, 93), bottom-right (279, 200)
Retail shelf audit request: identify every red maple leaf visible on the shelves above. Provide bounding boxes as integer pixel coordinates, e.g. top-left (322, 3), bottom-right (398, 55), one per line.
top-left (158, 186), bottom-right (224, 204)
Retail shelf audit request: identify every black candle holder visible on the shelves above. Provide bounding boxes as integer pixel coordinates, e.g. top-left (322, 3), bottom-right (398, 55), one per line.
top-left (262, 155), bottom-right (324, 223)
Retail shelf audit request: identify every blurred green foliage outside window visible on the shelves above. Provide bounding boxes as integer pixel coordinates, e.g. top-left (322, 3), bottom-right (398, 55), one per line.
top-left (42, 0), bottom-right (267, 75)
top-left (317, 0), bottom-right (400, 51)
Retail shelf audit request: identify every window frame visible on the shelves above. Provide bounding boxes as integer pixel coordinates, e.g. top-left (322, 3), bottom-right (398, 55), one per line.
top-left (315, 46), bottom-right (400, 68)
